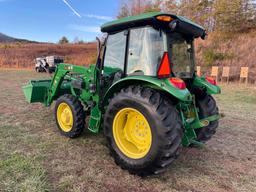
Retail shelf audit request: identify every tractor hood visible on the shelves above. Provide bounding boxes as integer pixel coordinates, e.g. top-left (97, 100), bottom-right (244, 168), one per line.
top-left (101, 12), bottom-right (206, 39)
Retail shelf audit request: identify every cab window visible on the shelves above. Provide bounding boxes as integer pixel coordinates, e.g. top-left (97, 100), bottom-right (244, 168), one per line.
top-left (127, 27), bottom-right (164, 76)
top-left (103, 31), bottom-right (126, 73)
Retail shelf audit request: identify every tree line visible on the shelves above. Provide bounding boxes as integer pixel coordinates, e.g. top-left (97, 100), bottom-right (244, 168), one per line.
top-left (58, 36), bottom-right (86, 44)
top-left (59, 1), bottom-right (256, 44)
top-left (118, 0), bottom-right (256, 34)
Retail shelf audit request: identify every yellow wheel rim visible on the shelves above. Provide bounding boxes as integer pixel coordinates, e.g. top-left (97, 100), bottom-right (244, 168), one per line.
top-left (57, 103), bottom-right (73, 132)
top-left (113, 108), bottom-right (152, 159)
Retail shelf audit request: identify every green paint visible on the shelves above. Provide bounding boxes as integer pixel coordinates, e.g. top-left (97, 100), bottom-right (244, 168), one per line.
top-left (22, 12), bottom-right (221, 147)
top-left (103, 76), bottom-right (193, 105)
top-left (101, 12), bottom-right (161, 31)
top-left (88, 105), bottom-right (101, 133)
top-left (101, 12), bottom-right (205, 33)
top-left (178, 95), bottom-right (220, 146)
top-left (193, 76), bottom-right (221, 94)
top-left (22, 80), bottom-right (51, 104)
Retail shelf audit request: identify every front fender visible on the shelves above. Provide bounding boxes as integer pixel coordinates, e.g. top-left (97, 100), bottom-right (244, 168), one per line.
top-left (193, 76), bottom-right (221, 94)
top-left (102, 76), bottom-right (192, 106)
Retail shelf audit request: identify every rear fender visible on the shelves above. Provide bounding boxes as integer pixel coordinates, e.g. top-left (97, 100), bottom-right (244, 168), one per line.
top-left (102, 76), bottom-right (193, 106)
top-left (193, 76), bottom-right (221, 94)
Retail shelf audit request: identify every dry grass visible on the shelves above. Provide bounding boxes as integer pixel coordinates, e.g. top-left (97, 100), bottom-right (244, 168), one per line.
top-left (0, 70), bottom-right (256, 192)
top-left (195, 30), bottom-right (256, 83)
top-left (0, 43), bottom-right (97, 68)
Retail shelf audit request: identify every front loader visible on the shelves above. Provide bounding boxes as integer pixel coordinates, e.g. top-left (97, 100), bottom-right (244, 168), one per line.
top-left (23, 12), bottom-right (221, 176)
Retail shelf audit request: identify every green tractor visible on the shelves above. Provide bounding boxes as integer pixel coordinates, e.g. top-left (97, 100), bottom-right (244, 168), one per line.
top-left (23, 12), bottom-right (220, 175)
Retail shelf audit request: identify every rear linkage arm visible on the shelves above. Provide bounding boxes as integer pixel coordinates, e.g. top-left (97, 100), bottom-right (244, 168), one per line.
top-left (177, 97), bottom-right (220, 147)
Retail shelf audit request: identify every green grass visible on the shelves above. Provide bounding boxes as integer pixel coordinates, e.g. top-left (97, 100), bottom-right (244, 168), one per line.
top-left (0, 152), bottom-right (48, 192)
top-left (0, 69), bottom-right (256, 192)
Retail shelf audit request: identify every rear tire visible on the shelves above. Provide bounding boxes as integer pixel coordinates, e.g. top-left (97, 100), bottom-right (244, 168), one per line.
top-left (55, 94), bottom-right (85, 138)
top-left (104, 86), bottom-right (183, 176)
top-left (195, 94), bottom-right (219, 143)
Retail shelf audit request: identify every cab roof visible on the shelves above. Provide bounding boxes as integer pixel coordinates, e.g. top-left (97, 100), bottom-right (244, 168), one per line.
top-left (101, 12), bottom-right (206, 39)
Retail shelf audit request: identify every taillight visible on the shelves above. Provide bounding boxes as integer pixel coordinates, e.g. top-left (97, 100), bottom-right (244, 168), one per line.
top-left (169, 78), bottom-right (186, 89)
top-left (205, 76), bottom-right (217, 85)
top-left (157, 52), bottom-right (171, 78)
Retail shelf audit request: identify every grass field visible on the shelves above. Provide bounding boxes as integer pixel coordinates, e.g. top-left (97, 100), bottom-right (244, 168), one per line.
top-left (0, 69), bottom-right (256, 192)
top-left (0, 43), bottom-right (96, 68)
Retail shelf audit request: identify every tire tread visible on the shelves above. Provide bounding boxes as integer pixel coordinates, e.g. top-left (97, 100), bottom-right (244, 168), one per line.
top-left (104, 86), bottom-right (183, 176)
top-left (55, 94), bottom-right (85, 138)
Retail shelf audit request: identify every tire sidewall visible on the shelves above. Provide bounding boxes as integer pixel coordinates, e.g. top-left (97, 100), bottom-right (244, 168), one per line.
top-left (106, 95), bottom-right (168, 168)
top-left (195, 94), bottom-right (219, 142)
top-left (55, 97), bottom-right (78, 137)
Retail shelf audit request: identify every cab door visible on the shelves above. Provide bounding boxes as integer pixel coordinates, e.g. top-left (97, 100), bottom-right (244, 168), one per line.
top-left (102, 31), bottom-right (127, 91)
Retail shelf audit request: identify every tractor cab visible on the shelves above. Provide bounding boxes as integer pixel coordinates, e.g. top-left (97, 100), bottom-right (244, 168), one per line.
top-left (99, 12), bottom-right (207, 91)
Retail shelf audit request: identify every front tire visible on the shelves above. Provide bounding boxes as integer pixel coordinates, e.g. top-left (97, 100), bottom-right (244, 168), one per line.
top-left (55, 94), bottom-right (85, 138)
top-left (104, 86), bottom-right (183, 176)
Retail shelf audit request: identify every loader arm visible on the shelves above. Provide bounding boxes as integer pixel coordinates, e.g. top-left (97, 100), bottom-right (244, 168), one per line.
top-left (45, 63), bottom-right (103, 134)
top-left (46, 64), bottom-right (89, 106)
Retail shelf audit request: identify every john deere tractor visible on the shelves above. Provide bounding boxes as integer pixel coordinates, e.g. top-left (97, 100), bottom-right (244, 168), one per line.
top-left (23, 12), bottom-right (220, 175)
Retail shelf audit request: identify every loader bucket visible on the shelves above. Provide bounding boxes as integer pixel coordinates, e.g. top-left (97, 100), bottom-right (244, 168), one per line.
top-left (22, 80), bottom-right (51, 103)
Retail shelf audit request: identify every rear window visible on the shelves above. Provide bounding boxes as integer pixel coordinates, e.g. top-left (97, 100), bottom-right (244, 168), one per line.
top-left (168, 33), bottom-right (195, 78)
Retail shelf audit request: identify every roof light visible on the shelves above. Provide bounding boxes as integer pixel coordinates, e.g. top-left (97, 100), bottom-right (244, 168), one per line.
top-left (157, 52), bottom-right (171, 78)
top-left (156, 15), bottom-right (173, 22)
top-left (205, 76), bottom-right (217, 85)
top-left (169, 78), bottom-right (186, 89)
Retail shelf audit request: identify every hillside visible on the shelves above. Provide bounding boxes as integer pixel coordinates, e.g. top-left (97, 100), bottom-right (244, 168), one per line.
top-left (0, 33), bottom-right (16, 43)
top-left (0, 33), bottom-right (38, 43)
